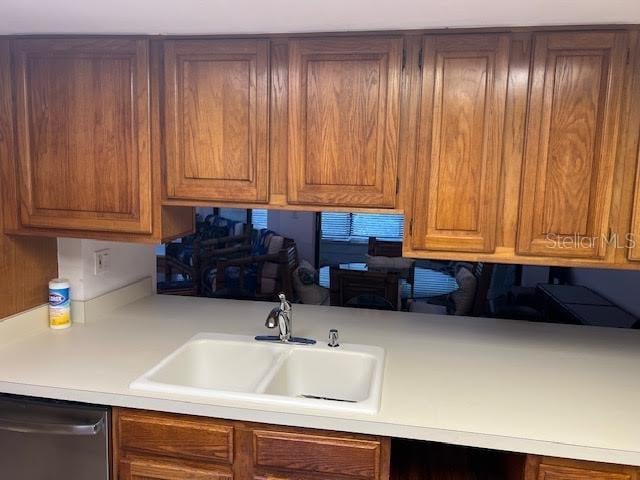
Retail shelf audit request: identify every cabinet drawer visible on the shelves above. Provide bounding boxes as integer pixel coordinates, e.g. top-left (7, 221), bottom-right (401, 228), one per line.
top-left (525, 455), bottom-right (639, 480)
top-left (253, 430), bottom-right (383, 479)
top-left (117, 410), bottom-right (234, 465)
top-left (119, 457), bottom-right (232, 480)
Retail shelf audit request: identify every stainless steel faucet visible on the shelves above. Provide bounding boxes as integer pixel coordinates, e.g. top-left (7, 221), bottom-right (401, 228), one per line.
top-left (265, 293), bottom-right (293, 342)
top-left (256, 293), bottom-right (316, 345)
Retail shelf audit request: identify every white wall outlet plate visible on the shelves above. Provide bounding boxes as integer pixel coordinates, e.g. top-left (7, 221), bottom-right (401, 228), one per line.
top-left (94, 249), bottom-right (111, 275)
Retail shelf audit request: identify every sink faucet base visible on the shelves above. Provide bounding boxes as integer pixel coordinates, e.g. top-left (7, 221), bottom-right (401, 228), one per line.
top-left (255, 335), bottom-right (316, 345)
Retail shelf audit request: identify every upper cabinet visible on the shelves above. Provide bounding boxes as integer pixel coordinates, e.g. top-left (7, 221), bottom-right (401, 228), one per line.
top-left (164, 39), bottom-right (270, 203)
top-left (410, 34), bottom-right (509, 253)
top-left (287, 36), bottom-right (403, 208)
top-left (630, 138), bottom-right (640, 262)
top-left (627, 35), bottom-right (640, 263)
top-left (11, 38), bottom-right (154, 234)
top-left (2, 29), bottom-right (639, 268)
top-left (516, 31), bottom-right (628, 259)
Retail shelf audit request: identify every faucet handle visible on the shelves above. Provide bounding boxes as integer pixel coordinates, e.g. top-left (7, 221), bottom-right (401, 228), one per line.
top-left (278, 293), bottom-right (292, 317)
top-left (328, 329), bottom-right (340, 348)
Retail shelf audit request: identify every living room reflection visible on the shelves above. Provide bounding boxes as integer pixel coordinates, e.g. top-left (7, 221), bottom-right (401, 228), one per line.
top-left (156, 208), bottom-right (640, 329)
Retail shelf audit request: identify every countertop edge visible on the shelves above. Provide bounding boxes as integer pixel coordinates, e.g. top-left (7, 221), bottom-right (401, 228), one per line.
top-left (2, 380), bottom-right (638, 467)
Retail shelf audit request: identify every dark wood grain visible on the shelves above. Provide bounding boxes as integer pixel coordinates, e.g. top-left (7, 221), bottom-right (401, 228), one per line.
top-left (113, 408), bottom-right (391, 480)
top-left (411, 33), bottom-right (509, 253)
top-left (517, 31), bottom-right (628, 259)
top-left (12, 38), bottom-right (153, 234)
top-left (525, 455), bottom-right (639, 480)
top-left (287, 36), bottom-right (402, 208)
top-left (253, 429), bottom-right (382, 479)
top-left (117, 410), bottom-right (234, 465)
top-left (164, 39), bottom-right (270, 203)
top-left (627, 32), bottom-right (640, 262)
top-left (0, 39), bottom-right (57, 319)
top-left (119, 458), bottom-right (232, 480)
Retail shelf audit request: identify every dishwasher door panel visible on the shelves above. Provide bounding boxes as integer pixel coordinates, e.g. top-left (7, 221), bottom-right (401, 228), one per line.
top-left (0, 395), bottom-right (110, 480)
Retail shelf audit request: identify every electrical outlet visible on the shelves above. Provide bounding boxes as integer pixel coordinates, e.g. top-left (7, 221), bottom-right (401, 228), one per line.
top-left (94, 249), bottom-right (111, 275)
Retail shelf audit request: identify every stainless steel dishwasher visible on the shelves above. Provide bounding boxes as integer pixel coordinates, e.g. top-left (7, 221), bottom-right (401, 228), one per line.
top-left (0, 394), bottom-right (110, 479)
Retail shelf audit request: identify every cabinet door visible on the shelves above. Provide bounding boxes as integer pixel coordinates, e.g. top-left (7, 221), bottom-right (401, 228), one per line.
top-left (119, 458), bottom-right (232, 480)
top-left (288, 37), bottom-right (402, 208)
top-left (164, 39), bottom-right (269, 203)
top-left (517, 31), bottom-right (627, 259)
top-left (411, 34), bottom-right (509, 253)
top-left (12, 38), bottom-right (153, 234)
top-left (252, 429), bottom-right (385, 479)
top-left (630, 146), bottom-right (640, 261)
top-left (525, 455), bottom-right (639, 480)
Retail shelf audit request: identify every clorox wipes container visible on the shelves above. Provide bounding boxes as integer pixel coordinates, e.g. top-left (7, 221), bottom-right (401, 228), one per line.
top-left (49, 278), bottom-right (71, 329)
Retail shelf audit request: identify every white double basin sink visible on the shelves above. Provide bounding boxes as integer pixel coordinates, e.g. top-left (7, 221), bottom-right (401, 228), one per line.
top-left (130, 333), bottom-right (385, 414)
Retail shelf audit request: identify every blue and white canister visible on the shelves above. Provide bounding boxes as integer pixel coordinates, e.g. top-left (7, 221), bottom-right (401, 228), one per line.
top-left (49, 278), bottom-right (71, 329)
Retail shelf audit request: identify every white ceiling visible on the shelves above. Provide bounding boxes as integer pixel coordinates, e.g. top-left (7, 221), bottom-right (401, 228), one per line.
top-left (0, 0), bottom-right (638, 35)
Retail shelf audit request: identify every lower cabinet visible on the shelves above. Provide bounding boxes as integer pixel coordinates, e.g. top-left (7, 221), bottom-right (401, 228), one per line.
top-left (525, 456), bottom-right (640, 480)
top-left (113, 408), bottom-right (391, 480)
top-left (114, 408), bottom-right (640, 480)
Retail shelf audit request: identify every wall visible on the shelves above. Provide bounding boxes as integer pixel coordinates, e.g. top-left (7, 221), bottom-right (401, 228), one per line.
top-left (57, 238), bottom-right (156, 301)
top-left (569, 268), bottom-right (640, 317)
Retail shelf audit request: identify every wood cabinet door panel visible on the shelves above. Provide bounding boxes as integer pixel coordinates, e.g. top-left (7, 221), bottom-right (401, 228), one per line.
top-left (253, 430), bottom-right (382, 479)
top-left (118, 410), bottom-right (234, 465)
top-left (12, 38), bottom-right (152, 233)
top-left (630, 146), bottom-right (640, 261)
top-left (411, 34), bottom-right (509, 253)
top-left (517, 31), bottom-right (627, 258)
top-left (164, 39), bottom-right (269, 203)
top-left (525, 456), bottom-right (639, 480)
top-left (628, 35), bottom-right (640, 262)
top-left (536, 465), bottom-right (633, 480)
top-left (288, 37), bottom-right (402, 208)
top-left (254, 474), bottom-right (333, 480)
top-left (119, 458), bottom-right (232, 480)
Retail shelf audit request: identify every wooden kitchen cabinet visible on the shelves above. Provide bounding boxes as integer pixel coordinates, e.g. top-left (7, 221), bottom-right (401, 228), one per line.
top-left (516, 31), bottom-right (628, 259)
top-left (410, 33), bottom-right (510, 253)
top-left (287, 36), bottom-right (403, 208)
top-left (119, 458), bottom-right (232, 480)
top-left (0, 38), bottom-right (193, 242)
top-left (252, 428), bottom-right (388, 479)
top-left (630, 145), bottom-right (640, 262)
top-left (525, 455), bottom-right (640, 480)
top-left (164, 39), bottom-right (270, 204)
top-left (11, 38), bottom-right (153, 234)
top-left (404, 28), bottom-right (640, 269)
top-left (627, 34), bottom-right (640, 262)
top-left (113, 408), bottom-right (391, 480)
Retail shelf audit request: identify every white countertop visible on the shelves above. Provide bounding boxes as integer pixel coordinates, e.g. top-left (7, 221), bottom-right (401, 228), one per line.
top-left (1, 294), bottom-right (639, 465)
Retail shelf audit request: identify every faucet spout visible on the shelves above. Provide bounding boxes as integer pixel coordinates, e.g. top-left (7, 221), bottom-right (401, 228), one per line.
top-left (265, 308), bottom-right (280, 329)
